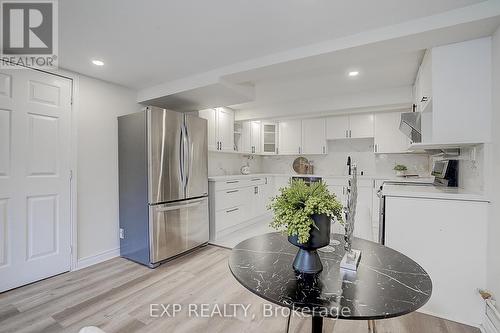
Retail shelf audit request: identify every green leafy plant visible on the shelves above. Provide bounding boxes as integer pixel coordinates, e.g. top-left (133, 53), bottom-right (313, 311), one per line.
top-left (393, 164), bottom-right (408, 171)
top-left (268, 180), bottom-right (343, 244)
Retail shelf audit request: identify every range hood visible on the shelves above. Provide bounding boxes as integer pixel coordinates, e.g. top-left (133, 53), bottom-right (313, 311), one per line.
top-left (399, 112), bottom-right (421, 143)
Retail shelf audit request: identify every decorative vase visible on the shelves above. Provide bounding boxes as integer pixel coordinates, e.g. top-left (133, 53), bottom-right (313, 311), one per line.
top-left (288, 214), bottom-right (331, 274)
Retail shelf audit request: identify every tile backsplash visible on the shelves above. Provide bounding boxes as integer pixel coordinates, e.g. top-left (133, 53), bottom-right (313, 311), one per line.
top-left (208, 140), bottom-right (486, 194)
top-left (208, 151), bottom-right (262, 176)
top-left (261, 139), bottom-right (430, 177)
top-left (209, 139), bottom-right (430, 177)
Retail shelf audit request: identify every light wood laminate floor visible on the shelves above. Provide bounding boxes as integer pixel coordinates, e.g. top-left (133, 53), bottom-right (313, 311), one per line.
top-left (0, 245), bottom-right (480, 333)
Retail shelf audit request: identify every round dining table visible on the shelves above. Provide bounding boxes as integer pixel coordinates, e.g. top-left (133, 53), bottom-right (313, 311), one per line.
top-left (229, 232), bottom-right (432, 333)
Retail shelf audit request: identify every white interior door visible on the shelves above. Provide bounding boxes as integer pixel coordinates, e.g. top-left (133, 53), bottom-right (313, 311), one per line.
top-left (0, 67), bottom-right (72, 292)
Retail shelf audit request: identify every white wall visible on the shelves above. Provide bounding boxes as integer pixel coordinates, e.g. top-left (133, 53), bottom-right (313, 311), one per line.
top-left (77, 75), bottom-right (141, 261)
top-left (488, 26), bottom-right (500, 311)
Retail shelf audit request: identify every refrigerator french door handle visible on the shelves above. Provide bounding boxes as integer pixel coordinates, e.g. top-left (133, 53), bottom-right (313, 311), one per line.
top-left (179, 126), bottom-right (185, 189)
top-left (183, 122), bottom-right (190, 193)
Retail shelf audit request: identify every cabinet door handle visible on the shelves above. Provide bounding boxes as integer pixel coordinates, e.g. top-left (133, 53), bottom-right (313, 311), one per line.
top-left (254, 186), bottom-right (259, 194)
top-left (251, 178), bottom-right (261, 181)
top-left (226, 190), bottom-right (238, 194)
top-left (299, 147), bottom-right (301, 154)
top-left (220, 142), bottom-right (222, 150)
top-left (322, 146), bottom-right (325, 154)
top-left (346, 130), bottom-right (348, 138)
top-left (226, 208), bottom-right (239, 213)
top-left (226, 180), bottom-right (239, 184)
top-left (349, 130), bottom-right (352, 138)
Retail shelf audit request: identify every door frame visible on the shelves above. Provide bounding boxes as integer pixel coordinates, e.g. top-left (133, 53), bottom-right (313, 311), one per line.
top-left (2, 61), bottom-right (80, 271)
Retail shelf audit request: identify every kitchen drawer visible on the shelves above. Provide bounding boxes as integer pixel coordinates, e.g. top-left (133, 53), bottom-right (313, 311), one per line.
top-left (214, 179), bottom-right (246, 191)
top-left (247, 177), bottom-right (266, 186)
top-left (215, 188), bottom-right (245, 211)
top-left (215, 206), bottom-right (244, 231)
top-left (213, 177), bottom-right (267, 191)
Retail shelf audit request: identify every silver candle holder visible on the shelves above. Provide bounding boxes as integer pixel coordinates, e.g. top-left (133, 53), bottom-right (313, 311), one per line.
top-left (340, 164), bottom-right (362, 271)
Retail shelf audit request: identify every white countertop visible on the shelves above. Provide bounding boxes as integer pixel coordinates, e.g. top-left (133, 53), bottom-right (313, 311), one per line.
top-left (382, 184), bottom-right (489, 202)
top-left (208, 173), bottom-right (433, 182)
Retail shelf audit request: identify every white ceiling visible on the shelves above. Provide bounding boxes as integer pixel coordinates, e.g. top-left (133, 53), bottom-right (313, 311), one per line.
top-left (59, 0), bottom-right (484, 90)
top-left (231, 50), bottom-right (423, 110)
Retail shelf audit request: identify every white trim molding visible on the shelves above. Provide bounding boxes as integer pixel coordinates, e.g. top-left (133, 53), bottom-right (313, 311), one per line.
top-left (75, 247), bottom-right (120, 271)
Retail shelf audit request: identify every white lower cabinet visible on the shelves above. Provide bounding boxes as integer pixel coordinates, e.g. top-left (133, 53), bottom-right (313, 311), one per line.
top-left (273, 175), bottom-right (290, 196)
top-left (324, 177), bottom-right (375, 241)
top-left (210, 175), bottom-right (377, 242)
top-left (209, 176), bottom-right (272, 240)
top-left (384, 196), bottom-right (488, 326)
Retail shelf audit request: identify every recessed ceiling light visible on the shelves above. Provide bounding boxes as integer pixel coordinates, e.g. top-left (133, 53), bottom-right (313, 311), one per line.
top-left (348, 71), bottom-right (359, 77)
top-left (92, 59), bottom-right (104, 66)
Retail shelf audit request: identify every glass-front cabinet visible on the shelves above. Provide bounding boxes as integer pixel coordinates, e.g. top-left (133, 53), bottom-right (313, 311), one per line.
top-left (261, 121), bottom-right (278, 154)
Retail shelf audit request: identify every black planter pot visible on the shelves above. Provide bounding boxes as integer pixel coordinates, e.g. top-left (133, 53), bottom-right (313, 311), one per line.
top-left (288, 214), bottom-right (331, 274)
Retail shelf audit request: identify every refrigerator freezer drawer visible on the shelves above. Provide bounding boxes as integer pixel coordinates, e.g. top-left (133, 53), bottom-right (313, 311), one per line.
top-left (149, 197), bottom-right (209, 263)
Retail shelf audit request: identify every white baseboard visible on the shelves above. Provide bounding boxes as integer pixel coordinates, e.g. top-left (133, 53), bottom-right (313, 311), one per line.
top-left (74, 247), bottom-right (120, 271)
top-left (416, 308), bottom-right (481, 329)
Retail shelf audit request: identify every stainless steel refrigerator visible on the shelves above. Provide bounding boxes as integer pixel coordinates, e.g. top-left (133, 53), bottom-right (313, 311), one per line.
top-left (118, 106), bottom-right (209, 267)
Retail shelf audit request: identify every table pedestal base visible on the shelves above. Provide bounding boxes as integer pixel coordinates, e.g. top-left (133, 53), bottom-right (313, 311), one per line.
top-left (312, 316), bottom-right (323, 333)
top-left (367, 319), bottom-right (377, 333)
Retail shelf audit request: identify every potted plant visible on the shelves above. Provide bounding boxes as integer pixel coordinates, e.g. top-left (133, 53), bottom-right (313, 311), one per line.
top-left (268, 180), bottom-right (343, 273)
top-left (394, 164), bottom-right (408, 177)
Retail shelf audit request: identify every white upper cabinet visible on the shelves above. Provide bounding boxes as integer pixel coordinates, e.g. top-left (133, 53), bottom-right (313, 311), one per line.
top-left (240, 121), bottom-right (252, 153)
top-left (240, 121), bottom-right (262, 154)
top-left (413, 38), bottom-right (491, 144)
top-left (199, 107), bottom-right (234, 152)
top-left (251, 121), bottom-right (261, 154)
top-left (199, 108), bottom-right (217, 151)
top-left (216, 108), bottom-right (234, 152)
top-left (414, 50), bottom-right (432, 113)
top-left (326, 116), bottom-right (349, 140)
top-left (278, 120), bottom-right (302, 155)
top-left (261, 121), bottom-right (278, 154)
top-left (431, 38), bottom-right (491, 144)
top-left (349, 113), bottom-right (374, 138)
top-left (374, 111), bottom-right (409, 153)
top-left (301, 118), bottom-right (327, 154)
top-left (326, 113), bottom-right (374, 139)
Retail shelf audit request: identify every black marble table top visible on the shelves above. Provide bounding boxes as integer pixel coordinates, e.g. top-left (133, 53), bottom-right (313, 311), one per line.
top-left (229, 232), bottom-right (432, 320)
